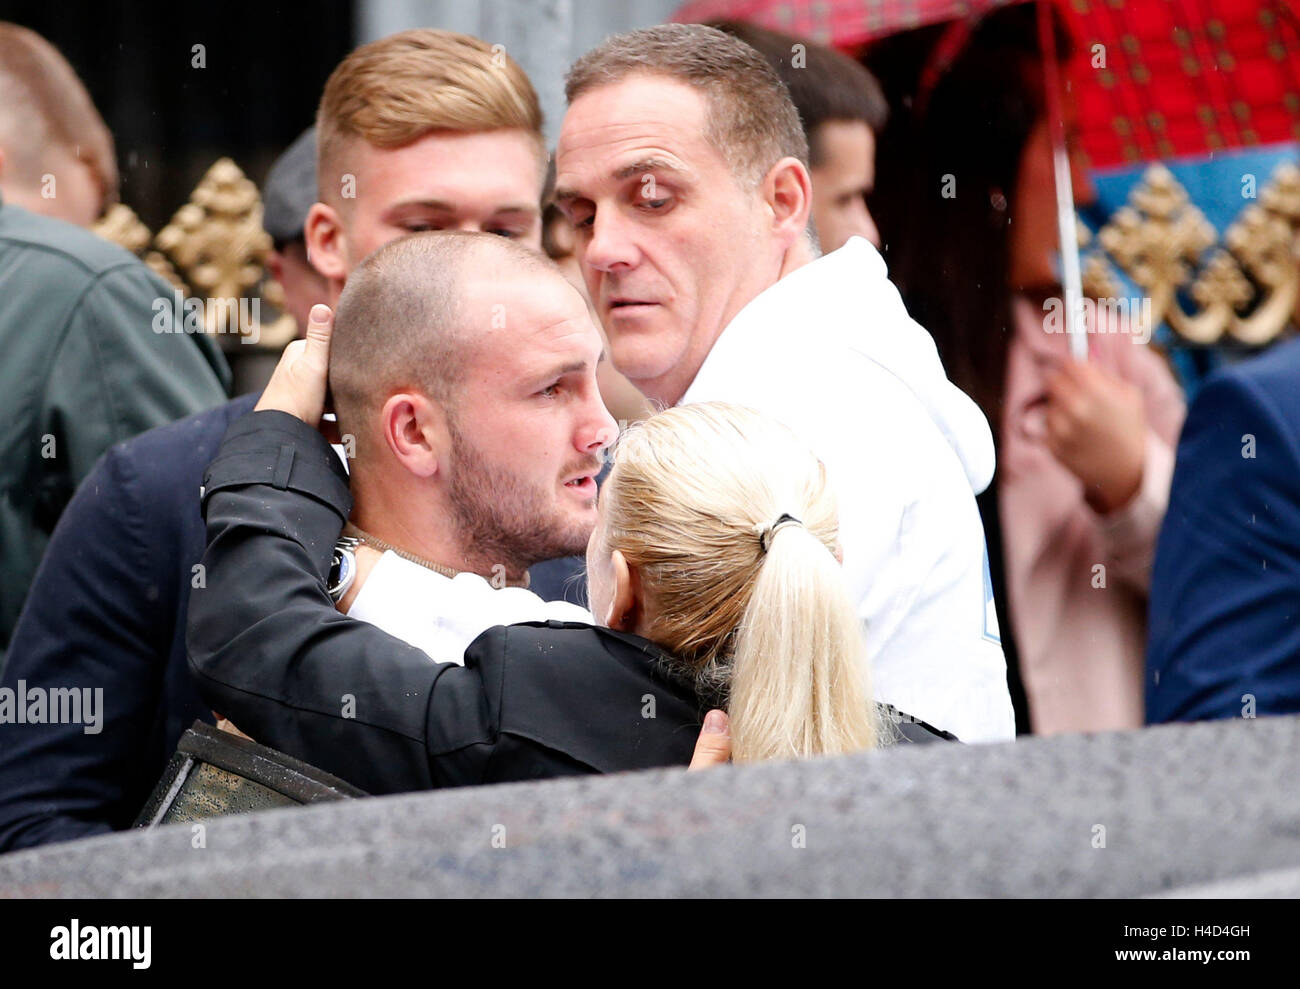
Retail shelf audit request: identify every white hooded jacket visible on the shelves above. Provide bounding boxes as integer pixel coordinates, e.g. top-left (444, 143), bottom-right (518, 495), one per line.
top-left (681, 237), bottom-right (1014, 742)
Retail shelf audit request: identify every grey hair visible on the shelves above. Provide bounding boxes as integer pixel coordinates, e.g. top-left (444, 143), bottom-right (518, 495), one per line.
top-left (565, 23), bottom-right (809, 190)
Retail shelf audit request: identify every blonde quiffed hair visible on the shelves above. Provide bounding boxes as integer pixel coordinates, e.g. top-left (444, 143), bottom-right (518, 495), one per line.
top-left (599, 402), bottom-right (881, 762)
top-left (315, 29), bottom-right (545, 204)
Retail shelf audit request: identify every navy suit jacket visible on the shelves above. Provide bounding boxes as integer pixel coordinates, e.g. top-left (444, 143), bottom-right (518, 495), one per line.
top-left (1146, 338), bottom-right (1300, 723)
top-left (0, 394), bottom-right (258, 850)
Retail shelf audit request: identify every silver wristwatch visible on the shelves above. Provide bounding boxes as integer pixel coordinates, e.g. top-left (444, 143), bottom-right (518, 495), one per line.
top-left (328, 536), bottom-right (361, 602)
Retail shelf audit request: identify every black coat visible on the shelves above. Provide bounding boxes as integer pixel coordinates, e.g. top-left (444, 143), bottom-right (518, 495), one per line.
top-left (187, 411), bottom-right (951, 796)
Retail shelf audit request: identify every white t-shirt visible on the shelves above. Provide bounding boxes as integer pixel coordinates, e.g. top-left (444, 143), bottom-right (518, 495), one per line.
top-left (345, 551), bottom-right (591, 665)
top-left (680, 237), bottom-right (1014, 742)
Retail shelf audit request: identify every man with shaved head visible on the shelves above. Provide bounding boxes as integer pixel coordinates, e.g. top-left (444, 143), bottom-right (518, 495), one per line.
top-left (326, 231), bottom-right (616, 658)
top-left (0, 29), bottom-right (583, 851)
top-left (186, 228), bottom-right (734, 785)
top-left (0, 22), bottom-right (116, 226)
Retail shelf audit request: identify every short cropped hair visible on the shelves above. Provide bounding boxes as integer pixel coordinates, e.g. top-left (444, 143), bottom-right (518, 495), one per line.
top-left (710, 21), bottom-right (888, 169)
top-left (565, 23), bottom-right (808, 190)
top-left (0, 23), bottom-right (117, 204)
top-left (316, 29), bottom-right (545, 204)
top-left (330, 231), bottom-right (556, 460)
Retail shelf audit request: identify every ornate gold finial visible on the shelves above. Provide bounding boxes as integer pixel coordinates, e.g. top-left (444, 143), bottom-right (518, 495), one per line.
top-left (1085, 161), bottom-right (1300, 347)
top-left (1183, 250), bottom-right (1252, 344)
top-left (89, 157), bottom-right (302, 348)
top-left (93, 202), bottom-right (152, 255)
top-left (1097, 167), bottom-right (1217, 326)
top-left (92, 202), bottom-right (188, 292)
top-left (1223, 200), bottom-right (1296, 345)
top-left (154, 158), bottom-right (272, 337)
top-left (1081, 252), bottom-right (1125, 302)
top-left (1079, 215), bottom-right (1127, 301)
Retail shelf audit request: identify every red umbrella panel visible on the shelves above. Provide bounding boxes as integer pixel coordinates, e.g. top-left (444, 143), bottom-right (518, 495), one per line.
top-left (674, 0), bottom-right (1300, 379)
top-left (673, 0), bottom-right (1300, 167)
top-left (673, 0), bottom-right (1021, 47)
top-left (1065, 0), bottom-right (1300, 169)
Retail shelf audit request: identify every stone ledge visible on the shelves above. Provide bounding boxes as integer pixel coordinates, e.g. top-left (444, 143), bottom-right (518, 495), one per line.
top-left (1, 715), bottom-right (1295, 897)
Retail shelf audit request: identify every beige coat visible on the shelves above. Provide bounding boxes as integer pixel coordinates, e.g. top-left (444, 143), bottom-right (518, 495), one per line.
top-left (998, 296), bottom-right (1186, 734)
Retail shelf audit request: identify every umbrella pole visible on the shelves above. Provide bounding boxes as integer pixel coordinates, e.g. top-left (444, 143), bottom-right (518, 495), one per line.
top-left (1037, 0), bottom-right (1088, 361)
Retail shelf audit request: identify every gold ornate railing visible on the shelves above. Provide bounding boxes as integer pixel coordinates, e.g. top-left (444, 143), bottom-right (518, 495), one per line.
top-left (1080, 160), bottom-right (1300, 347)
top-left (92, 158), bottom-right (297, 349)
top-left (100, 155), bottom-right (1300, 353)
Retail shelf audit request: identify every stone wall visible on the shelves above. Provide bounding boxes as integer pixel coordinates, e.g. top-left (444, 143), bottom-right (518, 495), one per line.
top-left (1, 715), bottom-right (1296, 897)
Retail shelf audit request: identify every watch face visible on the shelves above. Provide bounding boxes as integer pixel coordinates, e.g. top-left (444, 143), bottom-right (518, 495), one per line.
top-left (328, 545), bottom-right (356, 601)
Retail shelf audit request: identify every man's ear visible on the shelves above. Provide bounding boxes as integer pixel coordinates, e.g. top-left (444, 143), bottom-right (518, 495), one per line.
top-left (304, 201), bottom-right (348, 289)
top-left (380, 392), bottom-right (450, 479)
top-left (265, 248), bottom-right (285, 286)
top-left (761, 156), bottom-right (813, 250)
top-left (605, 549), bottom-right (642, 632)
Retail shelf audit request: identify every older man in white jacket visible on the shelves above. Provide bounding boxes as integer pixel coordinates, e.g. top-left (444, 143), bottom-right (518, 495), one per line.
top-left (554, 23), bottom-right (1013, 742)
top-left (681, 237), bottom-right (1009, 741)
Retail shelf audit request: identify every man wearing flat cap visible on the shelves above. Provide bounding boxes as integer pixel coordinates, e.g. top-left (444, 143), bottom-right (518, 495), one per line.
top-left (263, 126), bottom-right (328, 336)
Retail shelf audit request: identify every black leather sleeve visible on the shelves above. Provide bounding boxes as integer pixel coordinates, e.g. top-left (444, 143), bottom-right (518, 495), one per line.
top-left (186, 410), bottom-right (494, 794)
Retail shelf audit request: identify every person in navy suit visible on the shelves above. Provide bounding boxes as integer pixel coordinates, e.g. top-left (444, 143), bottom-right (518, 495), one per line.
top-left (0, 395), bottom-right (259, 849)
top-left (0, 120), bottom-right (330, 851)
top-left (1146, 337), bottom-right (1300, 724)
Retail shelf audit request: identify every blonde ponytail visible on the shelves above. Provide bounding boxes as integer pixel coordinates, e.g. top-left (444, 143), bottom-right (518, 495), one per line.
top-left (728, 518), bottom-right (879, 761)
top-left (597, 402), bottom-right (881, 763)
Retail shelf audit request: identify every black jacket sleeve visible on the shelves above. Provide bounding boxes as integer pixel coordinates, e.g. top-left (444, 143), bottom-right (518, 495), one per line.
top-left (186, 410), bottom-right (597, 794)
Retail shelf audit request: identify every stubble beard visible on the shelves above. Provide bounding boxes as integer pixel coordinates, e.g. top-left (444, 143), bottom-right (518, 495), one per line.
top-left (445, 417), bottom-right (595, 572)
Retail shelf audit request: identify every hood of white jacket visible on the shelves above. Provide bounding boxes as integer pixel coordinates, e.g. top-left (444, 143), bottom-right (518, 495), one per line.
top-left (701, 236), bottom-right (996, 495)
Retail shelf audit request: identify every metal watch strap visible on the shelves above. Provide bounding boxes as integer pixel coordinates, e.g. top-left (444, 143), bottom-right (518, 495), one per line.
top-left (327, 536), bottom-right (361, 602)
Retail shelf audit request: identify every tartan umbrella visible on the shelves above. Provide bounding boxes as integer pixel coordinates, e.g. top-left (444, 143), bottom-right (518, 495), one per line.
top-left (674, 0), bottom-right (1300, 170)
top-left (673, 0), bottom-right (1017, 49)
top-left (674, 0), bottom-right (1300, 370)
top-left (675, 0), bottom-right (1092, 351)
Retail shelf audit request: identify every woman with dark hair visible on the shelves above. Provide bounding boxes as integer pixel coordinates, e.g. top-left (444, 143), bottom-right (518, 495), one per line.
top-left (865, 4), bottom-right (1185, 735)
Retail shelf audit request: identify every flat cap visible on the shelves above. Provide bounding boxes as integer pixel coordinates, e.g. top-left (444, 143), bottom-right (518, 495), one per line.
top-left (262, 126), bottom-right (316, 244)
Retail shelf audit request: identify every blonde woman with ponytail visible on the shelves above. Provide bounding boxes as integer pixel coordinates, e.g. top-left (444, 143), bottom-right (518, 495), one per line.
top-left (589, 402), bottom-right (885, 762)
top-left (194, 400), bottom-right (954, 796)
